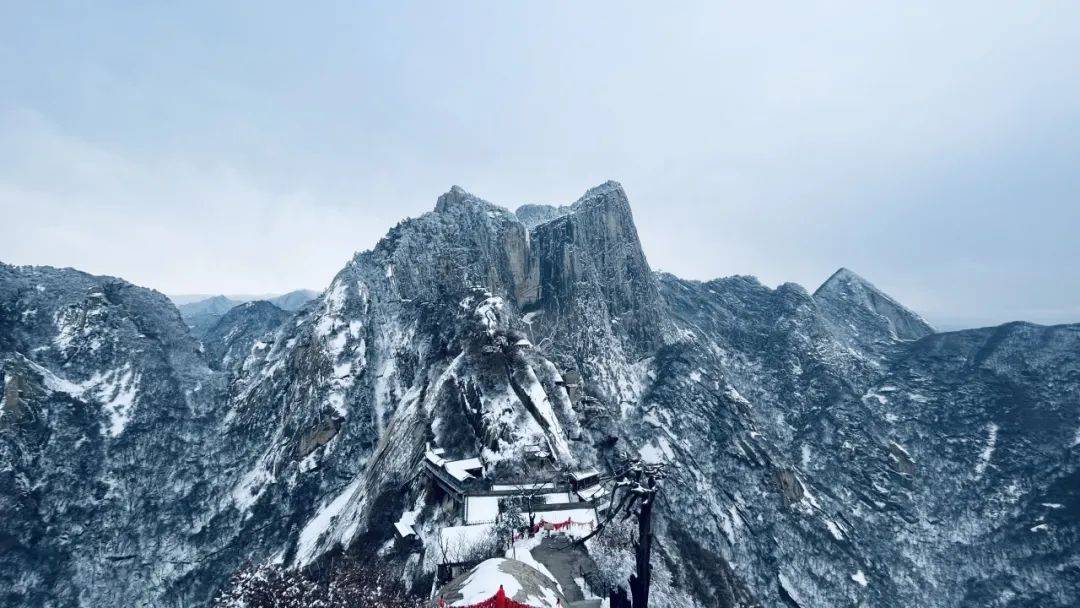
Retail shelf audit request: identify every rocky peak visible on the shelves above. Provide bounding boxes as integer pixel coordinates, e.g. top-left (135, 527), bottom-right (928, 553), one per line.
top-left (433, 185), bottom-right (511, 218)
top-left (568, 179), bottom-right (629, 211)
top-left (202, 300), bottom-right (290, 371)
top-left (526, 181), bottom-right (661, 318)
top-left (514, 203), bottom-right (570, 229)
top-left (182, 295), bottom-right (238, 316)
top-left (432, 185), bottom-right (470, 212)
top-left (813, 267), bottom-right (934, 345)
top-left (267, 290), bottom-right (317, 312)
top-left (517, 182), bottom-right (667, 404)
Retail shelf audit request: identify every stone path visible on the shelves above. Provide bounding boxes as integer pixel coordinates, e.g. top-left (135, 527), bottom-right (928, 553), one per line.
top-left (529, 535), bottom-right (599, 604)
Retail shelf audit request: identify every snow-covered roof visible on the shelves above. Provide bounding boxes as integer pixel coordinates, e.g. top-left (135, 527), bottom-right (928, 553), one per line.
top-left (425, 446), bottom-right (484, 484)
top-left (522, 444), bottom-right (549, 458)
top-left (570, 468), bottom-right (600, 481)
top-left (465, 496), bottom-right (500, 524)
top-left (540, 492), bottom-right (573, 504)
top-left (577, 484), bottom-right (607, 501)
top-left (394, 508), bottom-right (420, 538)
top-left (425, 447), bottom-right (447, 467)
top-left (445, 457), bottom-right (483, 482)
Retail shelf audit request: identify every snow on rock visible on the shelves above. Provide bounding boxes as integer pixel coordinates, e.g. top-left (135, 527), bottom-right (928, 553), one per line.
top-left (975, 422), bottom-right (999, 478)
top-left (394, 508), bottom-right (421, 538)
top-left (443, 558), bottom-right (564, 608)
top-left (638, 436), bottom-right (675, 464)
top-left (294, 477), bottom-right (365, 567)
top-left (777, 572), bottom-right (809, 607)
top-left (231, 464), bottom-right (273, 513)
top-left (6, 186), bottom-right (1080, 608)
top-left (824, 518), bottom-right (846, 541)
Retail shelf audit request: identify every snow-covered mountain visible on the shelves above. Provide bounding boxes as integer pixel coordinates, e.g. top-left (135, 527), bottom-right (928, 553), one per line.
top-left (1, 184), bottom-right (1077, 607)
top-left (176, 290), bottom-right (317, 337)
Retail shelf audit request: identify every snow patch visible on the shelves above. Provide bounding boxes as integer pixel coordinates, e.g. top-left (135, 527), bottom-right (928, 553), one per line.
top-left (639, 436), bottom-right (675, 463)
top-left (315, 279), bottom-right (349, 338)
top-left (31, 360), bottom-right (141, 437)
top-left (451, 559), bottom-right (535, 607)
top-left (294, 477), bottom-right (364, 566)
top-left (975, 423), bottom-right (999, 477)
top-left (394, 507), bottom-right (420, 538)
top-left (824, 518), bottom-right (845, 541)
top-left (98, 366), bottom-right (139, 437)
top-left (508, 535), bottom-right (560, 592)
top-left (464, 496), bottom-right (496, 524)
top-left (777, 573), bottom-right (807, 607)
top-left (232, 465), bottom-right (272, 512)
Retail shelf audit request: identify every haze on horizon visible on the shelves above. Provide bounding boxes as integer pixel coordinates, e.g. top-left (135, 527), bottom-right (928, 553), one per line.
top-left (2, 2), bottom-right (1078, 330)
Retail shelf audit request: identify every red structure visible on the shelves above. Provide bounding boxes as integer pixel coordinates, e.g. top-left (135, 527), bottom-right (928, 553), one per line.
top-left (438, 585), bottom-right (543, 608)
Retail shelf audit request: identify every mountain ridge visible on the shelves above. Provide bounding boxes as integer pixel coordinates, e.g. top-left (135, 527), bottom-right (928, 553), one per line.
top-left (2, 183), bottom-right (1077, 608)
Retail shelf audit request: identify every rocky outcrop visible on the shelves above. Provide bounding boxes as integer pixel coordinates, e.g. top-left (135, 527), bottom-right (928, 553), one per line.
top-left (268, 289), bottom-right (318, 312)
top-left (0, 264), bottom-right (224, 607)
top-left (514, 203), bottom-right (571, 230)
top-left (201, 300), bottom-right (290, 371)
top-left (433, 558), bottom-right (567, 608)
top-left (813, 267), bottom-right (934, 348)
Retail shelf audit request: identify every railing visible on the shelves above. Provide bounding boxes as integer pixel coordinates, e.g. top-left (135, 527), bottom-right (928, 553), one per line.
top-left (466, 484), bottom-right (573, 498)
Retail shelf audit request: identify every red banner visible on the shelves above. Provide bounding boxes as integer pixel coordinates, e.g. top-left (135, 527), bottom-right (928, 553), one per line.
top-left (513, 517), bottom-right (595, 540)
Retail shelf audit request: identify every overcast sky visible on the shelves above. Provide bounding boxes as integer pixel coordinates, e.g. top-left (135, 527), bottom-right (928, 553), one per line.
top-left (2, 2), bottom-right (1078, 329)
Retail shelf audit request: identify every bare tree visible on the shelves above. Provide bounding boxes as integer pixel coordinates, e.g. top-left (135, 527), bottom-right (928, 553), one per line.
top-left (575, 458), bottom-right (666, 608)
top-left (213, 559), bottom-right (419, 608)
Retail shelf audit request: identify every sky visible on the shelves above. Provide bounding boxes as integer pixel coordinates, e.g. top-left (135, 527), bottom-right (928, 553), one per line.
top-left (2, 2), bottom-right (1078, 329)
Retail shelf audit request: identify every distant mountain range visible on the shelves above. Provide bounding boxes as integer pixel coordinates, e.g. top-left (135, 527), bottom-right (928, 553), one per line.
top-left (172, 290), bottom-right (318, 337)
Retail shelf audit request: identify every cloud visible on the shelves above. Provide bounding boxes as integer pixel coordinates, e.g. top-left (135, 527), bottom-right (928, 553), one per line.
top-left (1, 2), bottom-right (1078, 327)
top-left (0, 109), bottom-right (400, 294)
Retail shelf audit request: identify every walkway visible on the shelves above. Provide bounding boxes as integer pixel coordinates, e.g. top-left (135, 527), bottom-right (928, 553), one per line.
top-left (528, 536), bottom-right (599, 605)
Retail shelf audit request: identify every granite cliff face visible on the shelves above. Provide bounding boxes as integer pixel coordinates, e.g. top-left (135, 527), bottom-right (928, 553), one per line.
top-left (813, 267), bottom-right (934, 349)
top-left (201, 300), bottom-right (290, 371)
top-left (0, 264), bottom-right (225, 606)
top-left (1, 184), bottom-right (1077, 607)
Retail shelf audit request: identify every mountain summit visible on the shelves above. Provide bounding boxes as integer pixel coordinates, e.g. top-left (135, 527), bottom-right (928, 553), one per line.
top-left (814, 267), bottom-right (934, 346)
